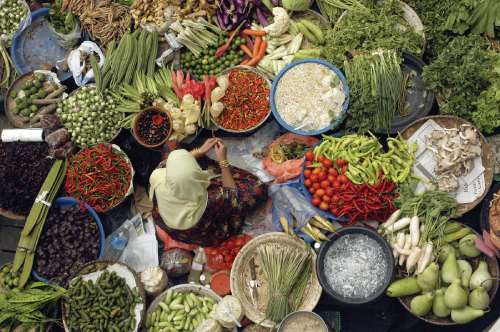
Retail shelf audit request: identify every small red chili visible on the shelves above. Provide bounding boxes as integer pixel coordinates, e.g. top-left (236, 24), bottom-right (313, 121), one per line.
top-left (153, 115), bottom-right (163, 125)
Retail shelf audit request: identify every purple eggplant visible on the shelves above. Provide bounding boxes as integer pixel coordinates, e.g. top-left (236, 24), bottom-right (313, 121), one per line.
top-left (223, 12), bottom-right (230, 25)
top-left (231, 0), bottom-right (246, 14)
top-left (217, 10), bottom-right (228, 29)
top-left (221, 0), bottom-right (230, 12)
top-left (270, 0), bottom-right (278, 5)
top-left (256, 7), bottom-right (269, 27)
top-left (248, 0), bottom-right (272, 15)
top-left (244, 21), bottom-right (251, 28)
top-left (232, 12), bottom-right (240, 24)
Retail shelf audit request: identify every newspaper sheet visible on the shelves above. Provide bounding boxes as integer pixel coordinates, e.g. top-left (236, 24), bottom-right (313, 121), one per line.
top-left (406, 119), bottom-right (486, 204)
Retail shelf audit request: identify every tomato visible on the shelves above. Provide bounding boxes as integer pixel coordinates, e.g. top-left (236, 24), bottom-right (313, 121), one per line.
top-left (318, 171), bottom-right (327, 181)
top-left (220, 241), bottom-right (228, 247)
top-left (342, 165), bottom-right (349, 173)
top-left (305, 161), bottom-right (313, 167)
top-left (304, 169), bottom-right (312, 178)
top-left (331, 195), bottom-right (340, 203)
top-left (322, 195), bottom-right (331, 203)
top-left (304, 179), bottom-right (312, 187)
top-left (312, 167), bottom-right (321, 174)
top-left (327, 175), bottom-right (336, 183)
top-left (317, 155), bottom-right (325, 163)
top-left (309, 174), bottom-right (319, 183)
top-left (230, 248), bottom-right (241, 256)
top-left (225, 254), bottom-right (235, 263)
top-left (319, 202), bottom-right (329, 211)
top-left (309, 187), bottom-right (316, 194)
top-left (325, 188), bottom-right (335, 197)
top-left (311, 197), bottom-right (321, 206)
top-left (305, 150), bottom-right (315, 161)
top-left (322, 158), bottom-right (333, 169)
top-left (331, 207), bottom-right (340, 216)
top-left (320, 180), bottom-right (330, 189)
top-left (339, 175), bottom-right (349, 184)
top-left (333, 180), bottom-right (341, 188)
top-left (244, 235), bottom-right (252, 244)
top-left (328, 168), bottom-right (339, 177)
top-left (337, 158), bottom-right (346, 167)
top-left (312, 182), bottom-right (321, 190)
top-left (316, 189), bottom-right (325, 197)
top-left (229, 236), bottom-right (236, 241)
top-left (234, 239), bottom-right (244, 246)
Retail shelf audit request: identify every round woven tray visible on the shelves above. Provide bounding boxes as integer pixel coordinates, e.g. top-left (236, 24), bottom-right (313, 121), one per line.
top-left (147, 284), bottom-right (237, 332)
top-left (211, 66), bottom-right (272, 133)
top-left (400, 115), bottom-right (493, 215)
top-left (61, 259), bottom-right (147, 332)
top-left (395, 222), bottom-right (500, 325)
top-left (230, 232), bottom-right (322, 328)
top-left (293, 9), bottom-right (329, 51)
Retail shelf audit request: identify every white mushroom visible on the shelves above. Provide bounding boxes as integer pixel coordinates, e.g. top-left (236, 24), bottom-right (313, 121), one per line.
top-left (443, 127), bottom-right (459, 137)
top-left (459, 127), bottom-right (478, 144)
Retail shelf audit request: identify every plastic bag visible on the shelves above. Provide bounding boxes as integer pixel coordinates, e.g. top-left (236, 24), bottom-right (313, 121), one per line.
top-left (211, 295), bottom-right (244, 328)
top-left (263, 133), bottom-right (319, 184)
top-left (48, 17), bottom-right (81, 49)
top-left (160, 248), bottom-right (192, 277)
top-left (205, 235), bottom-right (252, 270)
top-left (68, 41), bottom-right (106, 86)
top-left (192, 318), bottom-right (223, 332)
top-left (40, 114), bottom-right (61, 132)
top-left (53, 141), bottom-right (76, 159)
top-left (141, 265), bottom-right (168, 295)
top-left (45, 128), bottom-right (69, 149)
top-left (155, 225), bottom-right (199, 251)
top-left (0, 0), bottom-right (31, 46)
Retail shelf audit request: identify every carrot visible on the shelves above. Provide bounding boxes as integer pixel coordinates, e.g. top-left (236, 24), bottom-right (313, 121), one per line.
top-left (258, 40), bottom-right (267, 57)
top-left (246, 55), bottom-right (262, 67)
top-left (239, 44), bottom-right (253, 58)
top-left (243, 29), bottom-right (266, 36)
top-left (253, 36), bottom-right (262, 58)
top-left (246, 40), bottom-right (267, 67)
top-left (240, 59), bottom-right (250, 65)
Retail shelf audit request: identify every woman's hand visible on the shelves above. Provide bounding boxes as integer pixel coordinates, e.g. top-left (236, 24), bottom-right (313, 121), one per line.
top-left (214, 140), bottom-right (228, 161)
top-left (199, 138), bottom-right (219, 154)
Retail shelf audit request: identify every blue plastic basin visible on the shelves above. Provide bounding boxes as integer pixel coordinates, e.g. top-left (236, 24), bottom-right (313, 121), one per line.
top-left (31, 197), bottom-right (105, 284)
top-left (270, 58), bottom-right (350, 136)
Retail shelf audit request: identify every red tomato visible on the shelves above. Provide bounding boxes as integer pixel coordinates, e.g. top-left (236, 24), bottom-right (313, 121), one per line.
top-left (229, 236), bottom-right (236, 241)
top-left (225, 254), bottom-right (235, 263)
top-left (319, 202), bottom-right (329, 211)
top-left (309, 187), bottom-right (316, 194)
top-left (305, 161), bottom-right (313, 167)
top-left (310, 174), bottom-right (319, 183)
top-left (322, 158), bottom-right (333, 169)
top-left (320, 180), bottom-right (330, 189)
top-left (343, 165), bottom-right (349, 173)
top-left (333, 180), bottom-right (341, 188)
top-left (339, 175), bottom-right (349, 184)
top-left (318, 171), bottom-right (327, 181)
top-left (230, 248), bottom-right (241, 256)
top-left (220, 241), bottom-right (228, 247)
top-left (337, 158), bottom-right (346, 167)
top-left (317, 155), bottom-right (325, 163)
top-left (311, 197), bottom-right (321, 206)
top-left (316, 189), bottom-right (325, 197)
top-left (328, 168), bottom-right (339, 177)
top-left (327, 175), bottom-right (336, 183)
top-left (304, 169), bottom-right (312, 178)
top-left (322, 195), bottom-right (331, 203)
top-left (234, 239), bottom-right (244, 246)
top-left (331, 208), bottom-right (340, 216)
top-left (312, 167), bottom-right (321, 174)
top-left (305, 151), bottom-right (315, 161)
top-left (304, 179), bottom-right (312, 187)
top-left (312, 183), bottom-right (320, 190)
top-left (331, 195), bottom-right (340, 203)
top-left (325, 188), bottom-right (335, 197)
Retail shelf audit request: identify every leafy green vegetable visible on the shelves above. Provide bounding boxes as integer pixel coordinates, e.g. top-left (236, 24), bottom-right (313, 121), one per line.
top-left (422, 34), bottom-right (498, 121)
top-left (442, 0), bottom-right (475, 35)
top-left (472, 60), bottom-right (500, 133)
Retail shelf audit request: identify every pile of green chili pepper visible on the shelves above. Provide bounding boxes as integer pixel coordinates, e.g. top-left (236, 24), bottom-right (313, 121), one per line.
top-left (65, 267), bottom-right (143, 332)
top-left (311, 132), bottom-right (423, 186)
top-left (64, 143), bottom-right (132, 212)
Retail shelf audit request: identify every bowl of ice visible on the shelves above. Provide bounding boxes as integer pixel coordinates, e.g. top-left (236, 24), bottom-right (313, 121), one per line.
top-left (316, 226), bottom-right (394, 305)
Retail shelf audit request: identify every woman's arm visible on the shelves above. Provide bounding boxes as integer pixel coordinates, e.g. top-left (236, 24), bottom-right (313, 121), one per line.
top-left (215, 140), bottom-right (237, 188)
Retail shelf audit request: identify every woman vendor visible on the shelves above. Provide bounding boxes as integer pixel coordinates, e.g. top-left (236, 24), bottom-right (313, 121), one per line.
top-left (150, 138), bottom-right (268, 246)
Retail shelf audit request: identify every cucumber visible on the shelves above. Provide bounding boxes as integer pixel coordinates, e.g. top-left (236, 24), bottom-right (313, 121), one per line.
top-left (300, 19), bottom-right (325, 44)
top-left (296, 21), bottom-right (319, 45)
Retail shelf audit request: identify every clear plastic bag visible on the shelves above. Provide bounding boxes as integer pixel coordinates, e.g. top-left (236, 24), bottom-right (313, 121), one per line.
top-left (211, 295), bottom-right (244, 329)
top-left (48, 18), bottom-right (81, 49)
top-left (140, 265), bottom-right (168, 295)
top-left (160, 248), bottom-right (192, 277)
top-left (53, 141), bottom-right (76, 159)
top-left (0, 0), bottom-right (31, 47)
top-left (192, 318), bottom-right (223, 332)
top-left (45, 128), bottom-right (69, 149)
top-left (40, 114), bottom-right (62, 132)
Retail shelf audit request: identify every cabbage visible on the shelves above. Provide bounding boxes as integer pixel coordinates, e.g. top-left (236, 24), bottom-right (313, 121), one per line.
top-left (282, 0), bottom-right (309, 12)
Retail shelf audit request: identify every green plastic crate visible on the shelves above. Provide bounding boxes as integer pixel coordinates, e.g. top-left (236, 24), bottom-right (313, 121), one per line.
top-left (318, 311), bottom-right (341, 332)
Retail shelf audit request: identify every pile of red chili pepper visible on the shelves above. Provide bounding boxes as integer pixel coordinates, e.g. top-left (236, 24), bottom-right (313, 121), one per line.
top-left (64, 143), bottom-right (132, 212)
top-left (336, 170), bottom-right (398, 227)
top-left (217, 69), bottom-right (270, 131)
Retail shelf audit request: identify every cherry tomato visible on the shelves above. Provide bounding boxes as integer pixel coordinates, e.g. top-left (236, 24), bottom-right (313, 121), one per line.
top-left (304, 179), bottom-right (312, 187)
top-left (309, 187), bottom-right (316, 194)
top-left (230, 248), bottom-right (241, 256)
top-left (328, 168), bottom-right (339, 177)
top-left (331, 208), bottom-right (340, 216)
top-left (320, 180), bottom-right (330, 189)
top-left (325, 188), bottom-right (335, 197)
top-left (305, 161), bottom-right (313, 167)
top-left (331, 195), bottom-right (340, 203)
top-left (316, 189), bottom-right (325, 197)
top-left (317, 155), bottom-right (325, 163)
top-left (310, 174), bottom-right (319, 183)
top-left (343, 165), bottom-right (349, 173)
top-left (318, 171), bottom-right (327, 181)
top-left (304, 169), bottom-right (312, 178)
top-left (327, 175), bottom-right (336, 183)
top-left (312, 167), bottom-right (321, 174)
top-left (234, 239), bottom-right (244, 246)
top-left (322, 158), bottom-right (333, 169)
top-left (322, 195), bottom-right (331, 203)
top-left (337, 158), bottom-right (346, 167)
top-left (305, 150), bottom-right (315, 161)
top-left (229, 236), bottom-right (236, 241)
top-left (319, 202), bottom-right (329, 211)
top-left (313, 182), bottom-right (321, 190)
top-left (333, 180), bottom-right (341, 188)
top-left (311, 197), bottom-right (321, 206)
top-left (339, 175), bottom-right (349, 184)
top-left (225, 254), bottom-right (235, 263)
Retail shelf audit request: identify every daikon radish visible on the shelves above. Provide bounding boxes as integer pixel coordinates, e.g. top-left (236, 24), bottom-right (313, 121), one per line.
top-left (399, 233), bottom-right (412, 266)
top-left (395, 243), bottom-right (413, 256)
top-left (384, 217), bottom-right (411, 235)
top-left (393, 233), bottom-right (406, 259)
top-left (409, 213), bottom-right (420, 249)
top-left (416, 240), bottom-right (434, 275)
top-left (415, 242), bottom-right (428, 275)
top-left (406, 246), bottom-right (423, 272)
top-left (378, 210), bottom-right (400, 234)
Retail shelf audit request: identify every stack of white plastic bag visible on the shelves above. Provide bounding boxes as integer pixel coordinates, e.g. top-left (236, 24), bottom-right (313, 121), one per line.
top-left (68, 41), bottom-right (105, 86)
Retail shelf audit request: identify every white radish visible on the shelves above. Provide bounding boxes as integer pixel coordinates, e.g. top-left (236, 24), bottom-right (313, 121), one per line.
top-left (420, 224), bottom-right (425, 233)
top-left (416, 240), bottom-right (434, 275)
top-left (393, 233), bottom-right (405, 259)
top-left (394, 242), bottom-right (412, 256)
top-left (399, 233), bottom-right (412, 266)
top-left (384, 217), bottom-right (411, 235)
top-left (406, 246), bottom-right (423, 272)
top-left (414, 242), bottom-right (428, 275)
top-left (409, 213), bottom-right (420, 249)
top-left (378, 210), bottom-right (400, 234)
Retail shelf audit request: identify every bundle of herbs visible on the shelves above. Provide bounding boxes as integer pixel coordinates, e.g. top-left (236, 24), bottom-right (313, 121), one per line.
top-left (442, 0), bottom-right (500, 38)
top-left (422, 35), bottom-right (499, 128)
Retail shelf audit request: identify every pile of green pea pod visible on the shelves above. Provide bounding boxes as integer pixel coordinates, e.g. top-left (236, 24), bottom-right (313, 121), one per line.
top-left (311, 132), bottom-right (424, 186)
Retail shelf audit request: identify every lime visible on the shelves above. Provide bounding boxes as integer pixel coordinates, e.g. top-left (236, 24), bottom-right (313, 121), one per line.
top-left (34, 81), bottom-right (42, 89)
top-left (229, 50), bottom-right (235, 55)
top-left (19, 102), bottom-right (28, 109)
top-left (12, 107), bottom-right (20, 115)
top-left (26, 81), bottom-right (34, 89)
top-left (33, 96), bottom-right (40, 100)
top-left (208, 58), bottom-right (215, 64)
top-left (20, 83), bottom-right (27, 90)
top-left (231, 44), bottom-right (238, 51)
top-left (202, 59), bottom-right (208, 65)
top-left (21, 108), bottom-right (30, 117)
top-left (13, 278), bottom-right (19, 286)
top-left (2, 267), bottom-right (10, 273)
top-left (209, 49), bottom-right (215, 56)
top-left (7, 279), bottom-right (13, 287)
top-left (38, 90), bottom-right (47, 99)
top-left (21, 96), bottom-right (27, 102)
top-left (30, 105), bottom-right (38, 112)
top-left (238, 50), bottom-right (245, 56)
top-left (4, 275), bottom-right (11, 282)
top-left (30, 87), bottom-right (38, 95)
top-left (27, 98), bottom-right (33, 105)
top-left (0, 272), bottom-right (5, 278)
top-left (37, 74), bottom-right (45, 82)
top-left (9, 91), bottom-right (17, 98)
top-left (15, 98), bottom-right (21, 105)
top-left (235, 40), bottom-right (241, 46)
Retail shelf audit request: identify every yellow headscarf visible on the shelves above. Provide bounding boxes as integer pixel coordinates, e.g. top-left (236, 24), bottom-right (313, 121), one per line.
top-left (149, 150), bottom-right (220, 230)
